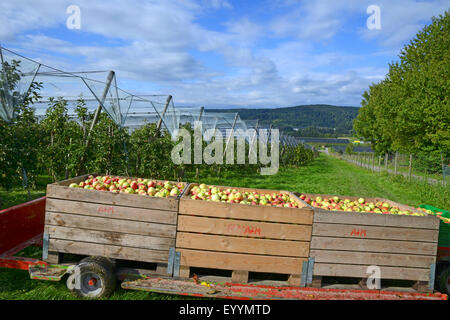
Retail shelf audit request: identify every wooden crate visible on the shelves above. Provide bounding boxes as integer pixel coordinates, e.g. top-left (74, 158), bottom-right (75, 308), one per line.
top-left (176, 184), bottom-right (315, 285)
top-left (297, 193), bottom-right (440, 292)
top-left (44, 174), bottom-right (187, 267)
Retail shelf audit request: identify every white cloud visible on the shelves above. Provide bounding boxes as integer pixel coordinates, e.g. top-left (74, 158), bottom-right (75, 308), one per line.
top-left (1, 0), bottom-right (447, 109)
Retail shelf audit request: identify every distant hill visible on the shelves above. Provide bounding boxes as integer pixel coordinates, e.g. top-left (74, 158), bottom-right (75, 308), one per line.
top-left (207, 104), bottom-right (359, 137)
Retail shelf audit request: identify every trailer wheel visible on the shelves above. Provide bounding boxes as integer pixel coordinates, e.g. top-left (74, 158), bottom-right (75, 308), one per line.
top-left (67, 257), bottom-right (116, 299)
top-left (437, 265), bottom-right (449, 295)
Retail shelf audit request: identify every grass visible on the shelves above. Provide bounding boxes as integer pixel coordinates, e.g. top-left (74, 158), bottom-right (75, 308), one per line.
top-left (0, 176), bottom-right (52, 210)
top-left (0, 154), bottom-right (448, 300)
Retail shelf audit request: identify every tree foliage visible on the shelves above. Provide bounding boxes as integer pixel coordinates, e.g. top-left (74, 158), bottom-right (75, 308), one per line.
top-left (354, 10), bottom-right (450, 157)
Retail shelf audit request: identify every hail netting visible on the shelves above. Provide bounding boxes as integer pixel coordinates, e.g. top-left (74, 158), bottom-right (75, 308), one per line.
top-left (0, 46), bottom-right (41, 122)
top-left (1, 45), bottom-right (313, 158)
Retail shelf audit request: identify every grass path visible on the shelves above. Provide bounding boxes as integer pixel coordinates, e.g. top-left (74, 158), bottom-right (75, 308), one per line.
top-left (0, 154), bottom-right (448, 300)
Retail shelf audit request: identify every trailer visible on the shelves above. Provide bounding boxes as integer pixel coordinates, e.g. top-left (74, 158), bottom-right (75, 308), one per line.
top-left (0, 190), bottom-right (448, 300)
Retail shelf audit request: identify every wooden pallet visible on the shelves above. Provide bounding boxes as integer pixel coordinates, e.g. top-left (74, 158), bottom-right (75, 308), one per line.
top-left (175, 184), bottom-right (315, 286)
top-left (297, 193), bottom-right (440, 293)
top-left (44, 174), bottom-right (186, 266)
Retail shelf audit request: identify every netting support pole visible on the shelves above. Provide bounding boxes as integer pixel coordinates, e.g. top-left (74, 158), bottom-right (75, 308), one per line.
top-left (248, 120), bottom-right (259, 158)
top-left (77, 71), bottom-right (115, 175)
top-left (224, 113), bottom-right (238, 156)
top-left (198, 106), bottom-right (204, 122)
top-left (87, 70), bottom-right (115, 144)
top-left (156, 95), bottom-right (173, 133)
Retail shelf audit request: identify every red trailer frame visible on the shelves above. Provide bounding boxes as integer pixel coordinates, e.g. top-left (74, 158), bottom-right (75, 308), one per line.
top-left (0, 197), bottom-right (48, 270)
top-left (0, 197), bottom-right (448, 300)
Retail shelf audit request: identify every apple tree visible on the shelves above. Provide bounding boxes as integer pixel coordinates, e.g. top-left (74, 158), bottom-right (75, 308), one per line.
top-left (128, 123), bottom-right (176, 180)
top-left (0, 59), bottom-right (42, 189)
top-left (39, 98), bottom-right (84, 181)
top-left (85, 112), bottom-right (130, 176)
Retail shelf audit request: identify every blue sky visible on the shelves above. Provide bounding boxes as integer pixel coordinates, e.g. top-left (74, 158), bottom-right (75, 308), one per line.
top-left (1, 0), bottom-right (449, 108)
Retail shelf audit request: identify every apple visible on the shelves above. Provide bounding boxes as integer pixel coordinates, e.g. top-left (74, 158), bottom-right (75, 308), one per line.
top-left (69, 183), bottom-right (79, 188)
top-left (130, 181), bottom-right (139, 190)
top-left (124, 187), bottom-right (134, 194)
top-left (147, 187), bottom-right (157, 196)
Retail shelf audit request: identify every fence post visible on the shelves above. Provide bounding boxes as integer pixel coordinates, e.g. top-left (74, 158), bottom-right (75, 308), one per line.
top-left (394, 152), bottom-right (398, 175)
top-left (372, 154), bottom-right (375, 172)
top-left (378, 156), bottom-right (382, 174)
top-left (384, 153), bottom-right (388, 173)
top-left (408, 154), bottom-right (412, 181)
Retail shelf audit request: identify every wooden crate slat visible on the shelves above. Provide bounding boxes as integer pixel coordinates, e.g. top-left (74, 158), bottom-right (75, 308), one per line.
top-left (178, 248), bottom-right (305, 274)
top-left (310, 236), bottom-right (437, 255)
top-left (176, 232), bottom-right (310, 258)
top-left (46, 198), bottom-right (177, 225)
top-left (313, 263), bottom-right (430, 281)
top-left (48, 225), bottom-right (175, 251)
top-left (179, 199), bottom-right (313, 225)
top-left (47, 184), bottom-right (178, 211)
top-left (46, 212), bottom-right (176, 238)
top-left (313, 210), bottom-right (439, 230)
top-left (49, 239), bottom-right (168, 263)
top-left (309, 249), bottom-right (435, 268)
top-left (177, 215), bottom-right (312, 241)
top-left (312, 223), bottom-right (438, 242)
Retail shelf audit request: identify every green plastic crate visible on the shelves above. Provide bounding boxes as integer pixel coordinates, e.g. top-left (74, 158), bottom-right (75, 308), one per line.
top-left (419, 204), bottom-right (450, 248)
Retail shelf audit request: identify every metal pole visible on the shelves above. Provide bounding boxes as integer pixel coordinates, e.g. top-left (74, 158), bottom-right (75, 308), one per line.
top-left (156, 95), bottom-right (173, 132)
top-left (77, 71), bottom-right (115, 174)
top-left (224, 113), bottom-right (238, 155)
top-left (87, 71), bottom-right (115, 140)
top-left (248, 119), bottom-right (259, 158)
top-left (197, 106), bottom-right (204, 122)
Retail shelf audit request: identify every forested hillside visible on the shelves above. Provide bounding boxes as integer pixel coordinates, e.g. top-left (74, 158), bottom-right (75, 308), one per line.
top-left (208, 104), bottom-right (359, 136)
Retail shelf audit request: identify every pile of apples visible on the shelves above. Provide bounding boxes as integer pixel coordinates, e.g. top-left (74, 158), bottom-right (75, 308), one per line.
top-left (417, 208), bottom-right (450, 224)
top-left (189, 184), bottom-right (301, 208)
top-left (299, 194), bottom-right (426, 216)
top-left (69, 175), bottom-right (185, 197)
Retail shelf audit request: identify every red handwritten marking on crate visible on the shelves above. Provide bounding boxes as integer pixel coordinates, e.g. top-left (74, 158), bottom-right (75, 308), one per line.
top-left (350, 229), bottom-right (367, 237)
top-left (226, 223), bottom-right (262, 237)
top-left (97, 206), bottom-right (114, 214)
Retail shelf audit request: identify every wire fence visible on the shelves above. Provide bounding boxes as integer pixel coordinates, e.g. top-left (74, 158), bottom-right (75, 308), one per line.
top-left (332, 150), bottom-right (449, 186)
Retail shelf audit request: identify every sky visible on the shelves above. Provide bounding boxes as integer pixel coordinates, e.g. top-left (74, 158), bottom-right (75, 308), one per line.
top-left (0, 0), bottom-right (449, 109)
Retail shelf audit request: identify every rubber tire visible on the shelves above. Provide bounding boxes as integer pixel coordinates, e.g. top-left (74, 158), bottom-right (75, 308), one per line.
top-left (437, 264), bottom-right (449, 295)
top-left (67, 257), bottom-right (116, 299)
top-left (79, 256), bottom-right (116, 273)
